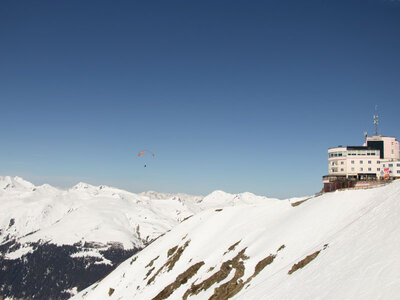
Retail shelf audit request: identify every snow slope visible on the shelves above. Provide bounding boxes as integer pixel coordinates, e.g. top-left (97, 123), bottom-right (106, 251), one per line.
top-left (72, 180), bottom-right (400, 300)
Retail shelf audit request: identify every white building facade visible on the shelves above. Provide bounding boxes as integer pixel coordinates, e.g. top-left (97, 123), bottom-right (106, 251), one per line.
top-left (325, 135), bottom-right (400, 183)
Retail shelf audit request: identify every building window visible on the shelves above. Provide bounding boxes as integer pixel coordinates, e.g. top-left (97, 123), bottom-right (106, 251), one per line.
top-left (360, 160), bottom-right (363, 164)
top-left (389, 164), bottom-right (393, 167)
top-left (377, 160), bottom-right (380, 164)
top-left (377, 168), bottom-right (380, 171)
top-left (368, 168), bottom-right (372, 171)
top-left (383, 164), bottom-right (386, 167)
top-left (351, 160), bottom-right (355, 164)
top-left (340, 168), bottom-right (344, 172)
top-left (368, 161), bottom-right (371, 164)
top-left (351, 167), bottom-right (355, 171)
top-left (397, 164), bottom-right (400, 167)
top-left (398, 170), bottom-right (400, 174)
top-left (360, 167), bottom-right (363, 171)
top-left (341, 161), bottom-right (344, 165)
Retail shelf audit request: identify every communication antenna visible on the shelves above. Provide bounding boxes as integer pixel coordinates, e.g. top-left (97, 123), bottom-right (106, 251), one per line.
top-left (373, 105), bottom-right (379, 136)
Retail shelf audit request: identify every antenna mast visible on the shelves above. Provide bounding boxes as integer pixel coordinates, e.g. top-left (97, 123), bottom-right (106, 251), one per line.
top-left (373, 105), bottom-right (379, 136)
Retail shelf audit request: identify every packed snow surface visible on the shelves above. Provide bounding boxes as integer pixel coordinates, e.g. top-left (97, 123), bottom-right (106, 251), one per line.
top-left (72, 180), bottom-right (400, 300)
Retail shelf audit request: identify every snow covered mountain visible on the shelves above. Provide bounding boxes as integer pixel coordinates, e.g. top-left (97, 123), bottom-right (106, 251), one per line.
top-left (0, 176), bottom-right (285, 299)
top-left (72, 180), bottom-right (400, 300)
top-left (0, 177), bottom-right (194, 254)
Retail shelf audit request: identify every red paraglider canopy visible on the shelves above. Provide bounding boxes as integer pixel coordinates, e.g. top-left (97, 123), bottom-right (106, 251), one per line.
top-left (138, 150), bottom-right (155, 157)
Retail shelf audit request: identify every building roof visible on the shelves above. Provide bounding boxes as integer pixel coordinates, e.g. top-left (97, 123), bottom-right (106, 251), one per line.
top-left (328, 146), bottom-right (376, 151)
top-left (347, 146), bottom-right (369, 150)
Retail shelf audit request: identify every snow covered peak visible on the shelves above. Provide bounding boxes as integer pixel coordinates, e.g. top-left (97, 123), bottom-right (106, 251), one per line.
top-left (71, 182), bottom-right (96, 190)
top-left (139, 190), bottom-right (203, 202)
top-left (69, 182), bottom-right (137, 198)
top-left (0, 176), bottom-right (35, 191)
top-left (34, 183), bottom-right (61, 194)
top-left (200, 190), bottom-right (278, 209)
top-left (204, 189), bottom-right (230, 198)
top-left (36, 183), bottom-right (56, 190)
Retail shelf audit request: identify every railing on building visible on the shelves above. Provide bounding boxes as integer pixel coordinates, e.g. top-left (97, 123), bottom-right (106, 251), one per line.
top-left (322, 174), bottom-right (395, 193)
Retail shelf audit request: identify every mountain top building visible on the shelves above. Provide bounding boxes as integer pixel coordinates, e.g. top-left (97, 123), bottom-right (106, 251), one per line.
top-left (323, 135), bottom-right (400, 192)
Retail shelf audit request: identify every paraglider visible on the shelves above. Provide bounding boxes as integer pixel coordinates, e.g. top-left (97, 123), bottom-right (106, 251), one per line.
top-left (138, 150), bottom-right (155, 167)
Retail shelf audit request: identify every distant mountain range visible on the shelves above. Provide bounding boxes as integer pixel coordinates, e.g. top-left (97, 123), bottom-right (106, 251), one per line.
top-left (0, 176), bottom-right (288, 299)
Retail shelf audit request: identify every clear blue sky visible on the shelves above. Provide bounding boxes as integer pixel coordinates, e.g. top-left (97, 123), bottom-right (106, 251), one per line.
top-left (1, 0), bottom-right (399, 198)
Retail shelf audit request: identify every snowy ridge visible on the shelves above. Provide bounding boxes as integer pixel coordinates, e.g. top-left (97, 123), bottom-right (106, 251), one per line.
top-left (0, 178), bottom-right (194, 254)
top-left (0, 176), bottom-right (280, 257)
top-left (199, 190), bottom-right (280, 209)
top-left (139, 191), bottom-right (203, 202)
top-left (72, 180), bottom-right (400, 300)
top-left (0, 176), bottom-right (35, 193)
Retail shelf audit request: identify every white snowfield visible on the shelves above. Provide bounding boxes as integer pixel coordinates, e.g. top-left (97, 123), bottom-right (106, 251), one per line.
top-left (71, 180), bottom-right (400, 300)
top-left (0, 176), bottom-right (287, 261)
